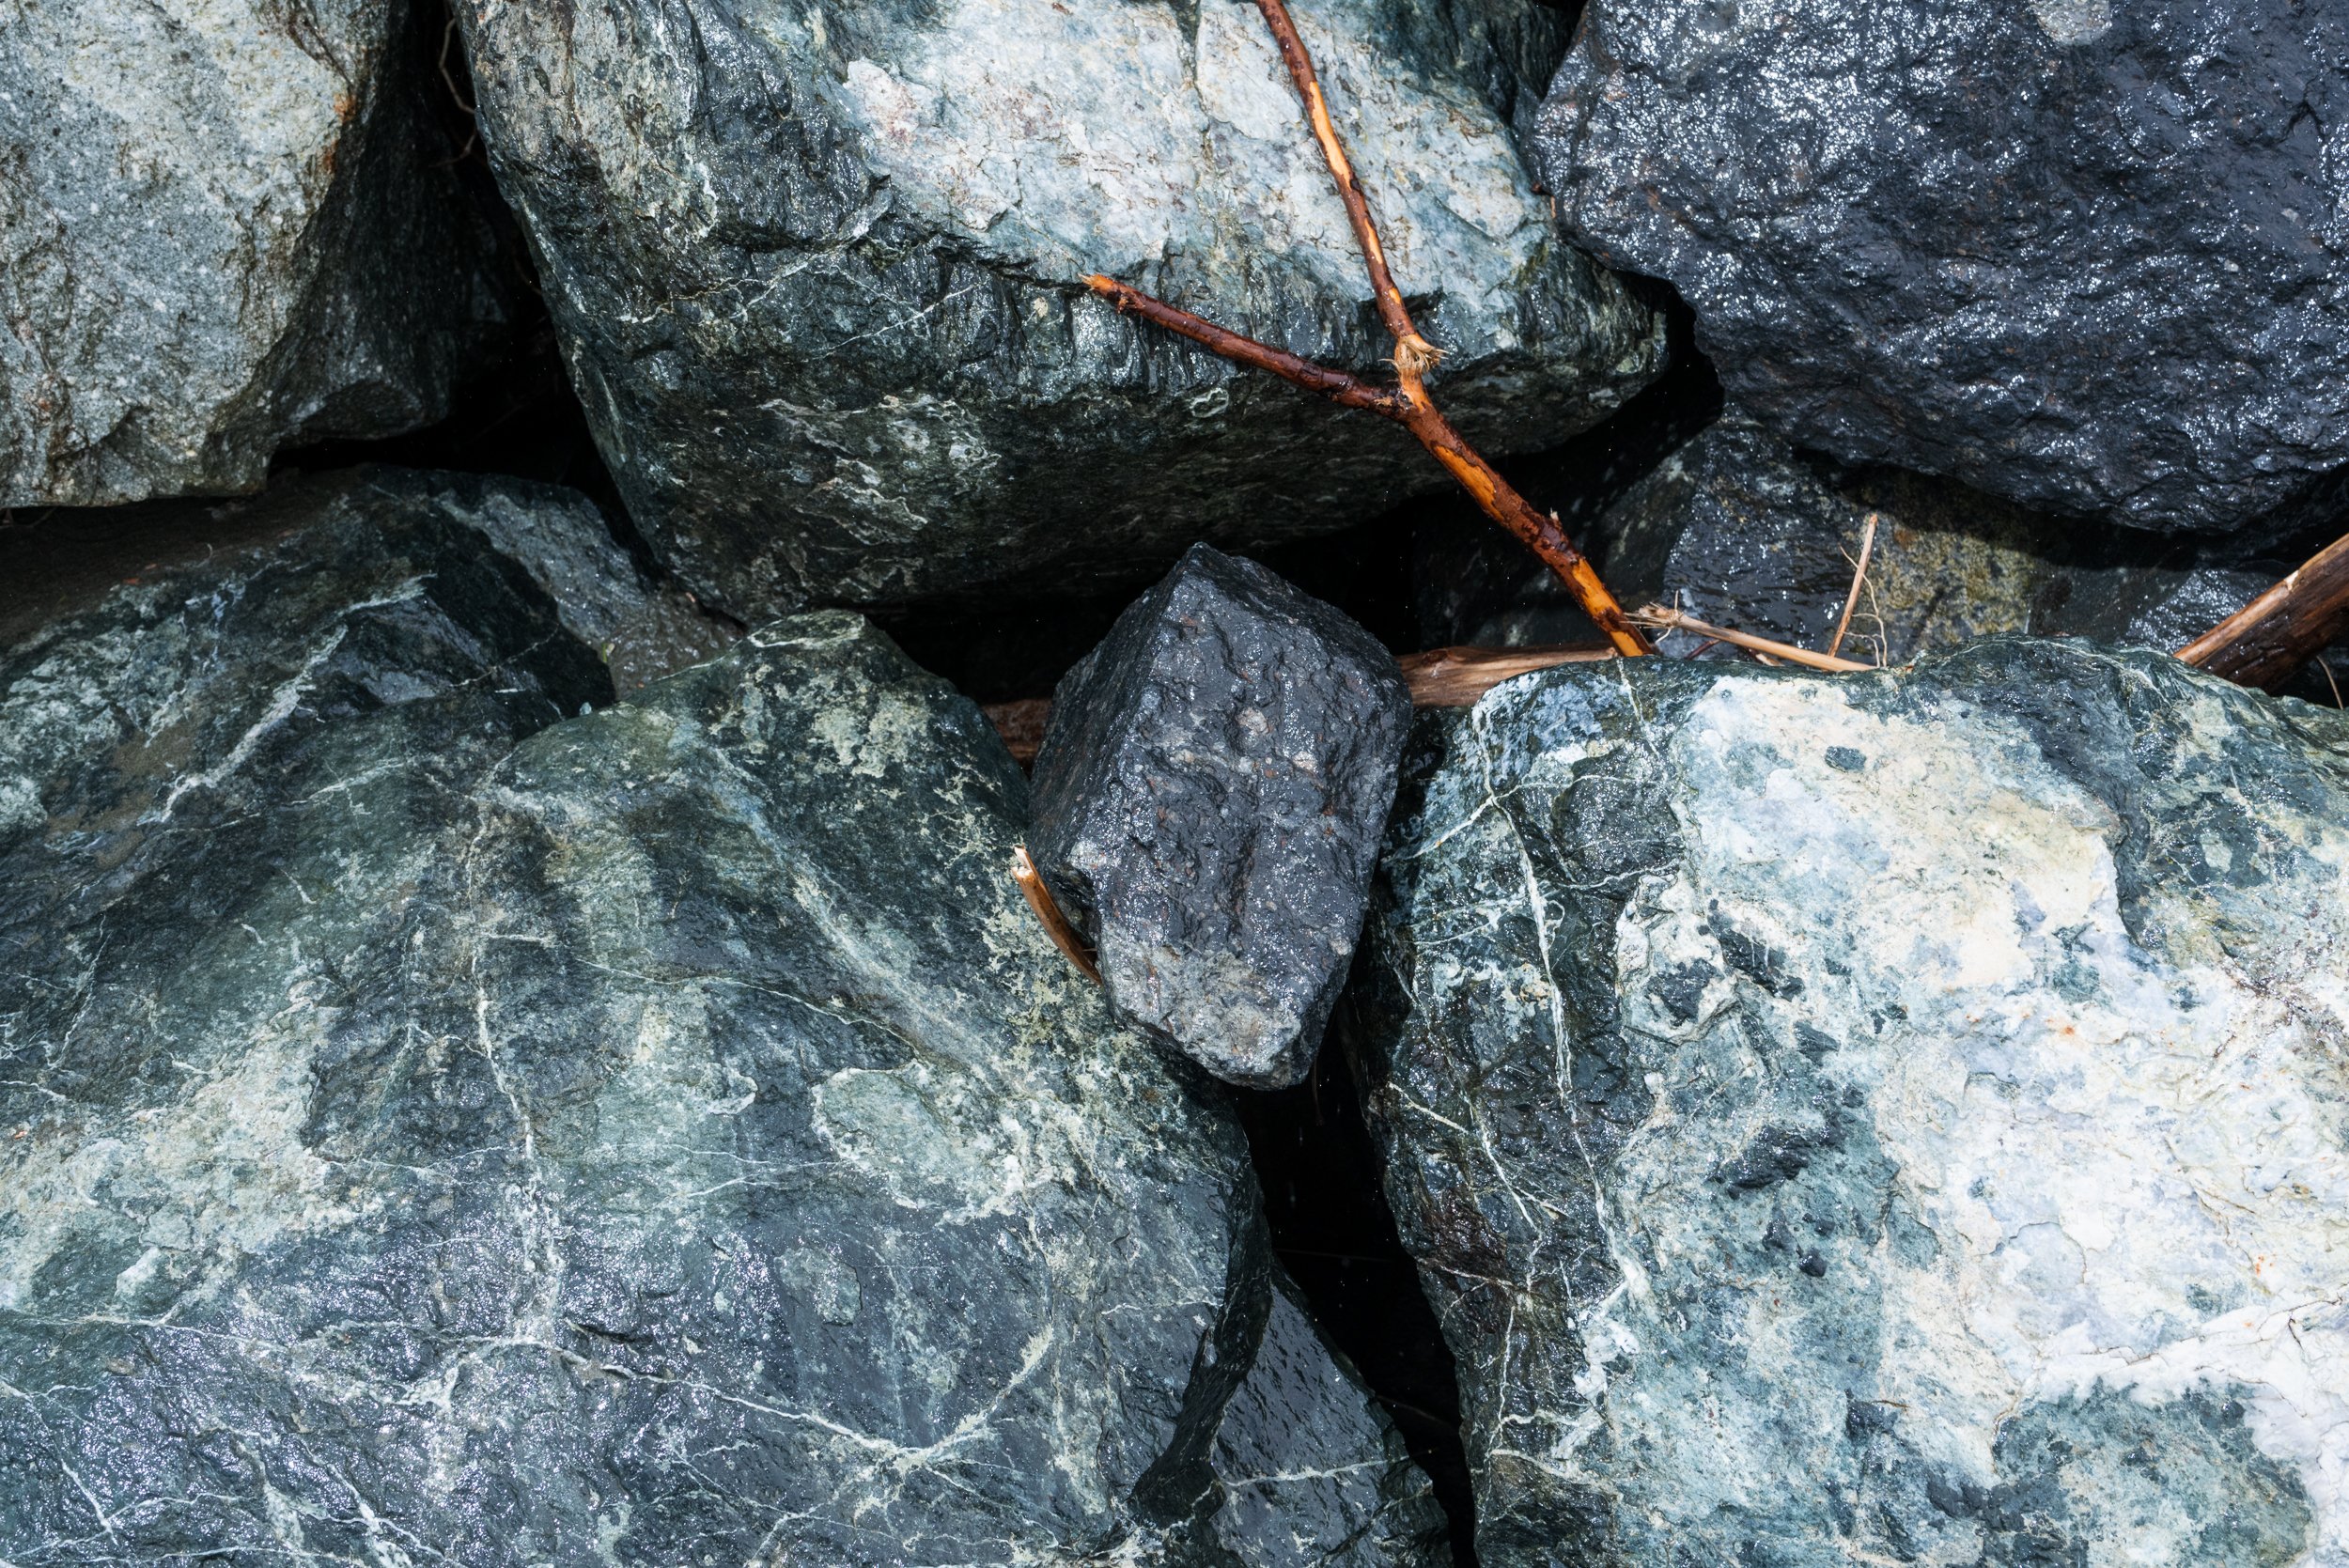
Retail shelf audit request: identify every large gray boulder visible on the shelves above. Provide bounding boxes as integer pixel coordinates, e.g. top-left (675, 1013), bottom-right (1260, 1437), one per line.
top-left (0, 0), bottom-right (507, 505)
top-left (1030, 546), bottom-right (1411, 1091)
top-left (0, 487), bottom-right (1445, 1565)
top-left (455, 0), bottom-right (1664, 618)
top-left (1359, 640), bottom-right (2349, 1564)
top-left (1534, 0), bottom-right (2349, 533)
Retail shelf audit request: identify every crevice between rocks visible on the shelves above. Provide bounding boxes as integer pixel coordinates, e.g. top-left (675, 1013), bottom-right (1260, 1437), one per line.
top-left (1232, 1000), bottom-right (1478, 1566)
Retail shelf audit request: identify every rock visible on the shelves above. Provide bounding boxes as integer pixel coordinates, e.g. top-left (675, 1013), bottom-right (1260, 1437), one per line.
top-left (423, 471), bottom-right (742, 691)
top-left (454, 0), bottom-right (1664, 618)
top-left (1030, 546), bottom-right (1411, 1090)
top-left (1533, 0), bottom-right (2349, 533)
top-left (1422, 413), bottom-right (2348, 692)
top-left (0, 512), bottom-right (1443, 1562)
top-left (1357, 639), bottom-right (2349, 1564)
top-left (1, 0), bottom-right (507, 505)
top-left (0, 467), bottom-right (739, 691)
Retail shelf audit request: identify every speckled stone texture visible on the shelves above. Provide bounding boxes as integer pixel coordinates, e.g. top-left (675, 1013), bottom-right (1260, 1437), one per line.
top-left (453, 0), bottom-right (1663, 618)
top-left (1534, 0), bottom-right (2349, 533)
top-left (1030, 546), bottom-right (1411, 1091)
top-left (1358, 640), bottom-right (2349, 1565)
top-left (1, 0), bottom-right (507, 505)
top-left (0, 512), bottom-right (1444, 1564)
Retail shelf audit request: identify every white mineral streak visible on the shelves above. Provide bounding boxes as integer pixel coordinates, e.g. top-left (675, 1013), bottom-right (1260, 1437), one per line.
top-left (831, 0), bottom-right (1544, 328)
top-left (1617, 676), bottom-right (2349, 1562)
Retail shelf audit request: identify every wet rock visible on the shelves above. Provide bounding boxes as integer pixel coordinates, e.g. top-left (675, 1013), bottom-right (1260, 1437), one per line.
top-left (0, 518), bottom-right (1442, 1562)
top-left (1422, 413), bottom-right (2347, 692)
top-left (1031, 546), bottom-right (1411, 1090)
top-left (2, 0), bottom-right (507, 505)
top-left (1357, 639), bottom-right (2349, 1564)
top-left (454, 0), bottom-right (1663, 618)
top-left (0, 468), bottom-right (739, 691)
top-left (424, 472), bottom-right (741, 690)
top-left (1534, 0), bottom-right (2349, 532)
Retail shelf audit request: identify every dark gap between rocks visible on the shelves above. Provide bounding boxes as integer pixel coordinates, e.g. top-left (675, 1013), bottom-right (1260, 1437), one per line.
top-left (1233, 1002), bottom-right (1477, 1567)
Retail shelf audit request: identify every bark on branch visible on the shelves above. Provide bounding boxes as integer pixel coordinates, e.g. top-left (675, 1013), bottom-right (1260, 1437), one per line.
top-left (2175, 530), bottom-right (2349, 693)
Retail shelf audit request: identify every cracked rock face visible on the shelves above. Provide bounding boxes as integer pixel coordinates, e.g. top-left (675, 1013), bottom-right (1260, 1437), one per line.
top-left (1358, 640), bottom-right (2349, 1564)
top-left (0, 504), bottom-right (1442, 1565)
top-left (1031, 546), bottom-right (1412, 1091)
top-left (455, 0), bottom-right (1662, 618)
top-left (1535, 0), bottom-right (2349, 533)
top-left (1, 0), bottom-right (508, 505)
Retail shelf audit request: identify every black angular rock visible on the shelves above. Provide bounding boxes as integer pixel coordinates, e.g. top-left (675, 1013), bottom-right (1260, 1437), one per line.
top-left (454, 0), bottom-right (1663, 617)
top-left (1030, 546), bottom-right (1411, 1091)
top-left (1533, 0), bottom-right (2349, 533)
top-left (1357, 639), bottom-right (2349, 1564)
top-left (0, 503), bottom-right (1442, 1565)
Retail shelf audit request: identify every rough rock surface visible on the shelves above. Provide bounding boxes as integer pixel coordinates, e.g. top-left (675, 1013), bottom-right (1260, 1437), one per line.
top-left (1534, 0), bottom-right (2349, 532)
top-left (0, 467), bottom-right (738, 691)
top-left (1, 0), bottom-right (507, 505)
top-left (456, 0), bottom-right (1663, 617)
top-left (1031, 546), bottom-right (1411, 1091)
top-left (0, 514), bottom-right (1443, 1563)
top-left (1359, 640), bottom-right (2349, 1564)
top-left (1424, 413), bottom-right (2345, 690)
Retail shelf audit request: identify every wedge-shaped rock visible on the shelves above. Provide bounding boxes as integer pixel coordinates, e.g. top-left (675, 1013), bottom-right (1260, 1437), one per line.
top-left (1536, 0), bottom-right (2349, 532)
top-left (1032, 546), bottom-right (1411, 1090)
top-left (455, 0), bottom-right (1662, 615)
top-left (1, 0), bottom-right (506, 504)
top-left (1359, 640), bottom-right (2349, 1565)
top-left (0, 503), bottom-right (1443, 1564)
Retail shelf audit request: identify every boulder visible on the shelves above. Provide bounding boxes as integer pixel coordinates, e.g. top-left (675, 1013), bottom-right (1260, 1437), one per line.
top-left (1, 0), bottom-right (506, 505)
top-left (1358, 639), bottom-right (2349, 1564)
top-left (454, 0), bottom-right (1664, 618)
top-left (1030, 546), bottom-right (1411, 1090)
top-left (0, 501), bottom-right (1444, 1564)
top-left (1533, 0), bottom-right (2349, 533)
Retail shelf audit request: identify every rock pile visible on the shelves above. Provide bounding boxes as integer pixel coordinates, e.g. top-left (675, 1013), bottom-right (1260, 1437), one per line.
top-left (7, 0), bottom-right (2349, 1560)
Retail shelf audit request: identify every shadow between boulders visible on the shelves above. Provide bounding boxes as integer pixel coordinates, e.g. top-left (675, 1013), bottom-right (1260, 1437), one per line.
top-left (1233, 986), bottom-right (1479, 1566)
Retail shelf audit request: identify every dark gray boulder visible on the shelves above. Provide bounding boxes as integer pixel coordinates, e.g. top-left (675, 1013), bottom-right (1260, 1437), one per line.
top-left (1, 0), bottom-right (507, 505)
top-left (1030, 546), bottom-right (1411, 1091)
top-left (1358, 639), bottom-right (2349, 1564)
top-left (1534, 0), bottom-right (2349, 533)
top-left (454, 0), bottom-right (1664, 618)
top-left (0, 502), bottom-right (1443, 1564)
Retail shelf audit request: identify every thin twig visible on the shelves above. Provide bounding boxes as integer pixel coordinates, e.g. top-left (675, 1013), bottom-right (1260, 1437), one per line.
top-left (1632, 605), bottom-right (1873, 673)
top-left (1086, 0), bottom-right (1651, 658)
top-left (1828, 511), bottom-right (1879, 660)
top-left (1012, 846), bottom-right (1100, 984)
top-left (2175, 530), bottom-right (2349, 692)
